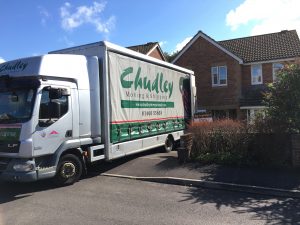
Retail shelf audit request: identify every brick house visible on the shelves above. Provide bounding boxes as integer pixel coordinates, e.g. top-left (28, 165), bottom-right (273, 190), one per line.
top-left (127, 42), bottom-right (166, 61)
top-left (172, 30), bottom-right (300, 121)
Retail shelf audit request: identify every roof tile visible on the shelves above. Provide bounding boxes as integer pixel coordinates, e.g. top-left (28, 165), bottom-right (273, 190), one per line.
top-left (127, 42), bottom-right (158, 54)
top-left (219, 30), bottom-right (300, 63)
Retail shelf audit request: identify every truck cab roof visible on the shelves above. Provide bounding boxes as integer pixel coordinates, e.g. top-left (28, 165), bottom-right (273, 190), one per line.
top-left (0, 54), bottom-right (96, 89)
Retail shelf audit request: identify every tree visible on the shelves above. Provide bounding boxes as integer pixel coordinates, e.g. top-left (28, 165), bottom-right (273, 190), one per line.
top-left (263, 63), bottom-right (300, 133)
top-left (164, 51), bottom-right (179, 63)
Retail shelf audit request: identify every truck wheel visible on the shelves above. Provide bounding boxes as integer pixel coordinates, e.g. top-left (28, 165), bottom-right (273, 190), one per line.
top-left (164, 135), bottom-right (174, 153)
top-left (54, 154), bottom-right (83, 186)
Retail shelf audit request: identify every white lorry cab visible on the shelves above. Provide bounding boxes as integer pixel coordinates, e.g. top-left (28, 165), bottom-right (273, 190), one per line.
top-left (0, 41), bottom-right (195, 185)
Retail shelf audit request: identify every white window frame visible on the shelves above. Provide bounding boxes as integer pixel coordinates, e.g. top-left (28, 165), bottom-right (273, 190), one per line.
top-left (251, 64), bottom-right (263, 85)
top-left (240, 106), bottom-right (266, 124)
top-left (272, 62), bottom-right (284, 82)
top-left (211, 65), bottom-right (227, 87)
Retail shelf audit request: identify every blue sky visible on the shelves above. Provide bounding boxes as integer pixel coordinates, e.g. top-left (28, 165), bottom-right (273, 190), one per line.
top-left (0, 0), bottom-right (299, 62)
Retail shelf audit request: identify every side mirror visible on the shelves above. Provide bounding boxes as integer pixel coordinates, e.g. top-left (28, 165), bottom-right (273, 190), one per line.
top-left (48, 88), bottom-right (69, 100)
top-left (49, 88), bottom-right (63, 100)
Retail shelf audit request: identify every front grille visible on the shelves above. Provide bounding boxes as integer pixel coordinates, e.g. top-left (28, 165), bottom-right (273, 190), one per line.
top-left (0, 157), bottom-right (10, 172)
top-left (0, 141), bottom-right (20, 153)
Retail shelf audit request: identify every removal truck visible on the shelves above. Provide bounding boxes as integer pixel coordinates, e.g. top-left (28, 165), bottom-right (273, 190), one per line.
top-left (0, 41), bottom-right (195, 185)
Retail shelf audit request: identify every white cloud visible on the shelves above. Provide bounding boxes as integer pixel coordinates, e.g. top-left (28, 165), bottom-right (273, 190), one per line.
top-left (60, 1), bottom-right (115, 33)
top-left (174, 37), bottom-right (192, 53)
top-left (0, 57), bottom-right (5, 63)
top-left (38, 6), bottom-right (51, 26)
top-left (226, 0), bottom-right (300, 35)
top-left (159, 41), bottom-right (167, 47)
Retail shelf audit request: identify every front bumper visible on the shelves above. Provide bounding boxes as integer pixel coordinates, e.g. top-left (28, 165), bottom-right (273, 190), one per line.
top-left (0, 170), bottom-right (37, 182)
top-left (0, 158), bottom-right (37, 182)
top-left (0, 157), bottom-right (57, 182)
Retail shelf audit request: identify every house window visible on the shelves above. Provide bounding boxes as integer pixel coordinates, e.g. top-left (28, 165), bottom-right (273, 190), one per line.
top-left (251, 64), bottom-right (262, 85)
top-left (211, 66), bottom-right (227, 86)
top-left (272, 63), bottom-right (284, 81)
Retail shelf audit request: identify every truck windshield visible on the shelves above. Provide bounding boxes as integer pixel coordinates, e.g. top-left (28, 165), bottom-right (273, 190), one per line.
top-left (0, 88), bottom-right (36, 123)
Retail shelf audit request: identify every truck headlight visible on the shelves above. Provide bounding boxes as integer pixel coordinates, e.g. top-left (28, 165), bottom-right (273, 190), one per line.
top-left (13, 163), bottom-right (35, 172)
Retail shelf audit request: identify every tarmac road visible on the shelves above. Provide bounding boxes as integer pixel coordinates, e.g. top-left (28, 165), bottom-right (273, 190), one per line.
top-left (1, 175), bottom-right (300, 225)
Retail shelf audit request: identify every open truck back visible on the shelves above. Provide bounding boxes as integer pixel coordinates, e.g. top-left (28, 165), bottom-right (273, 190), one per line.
top-left (0, 41), bottom-right (195, 185)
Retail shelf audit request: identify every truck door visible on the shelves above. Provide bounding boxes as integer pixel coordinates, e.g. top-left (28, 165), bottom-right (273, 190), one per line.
top-left (32, 86), bottom-right (73, 156)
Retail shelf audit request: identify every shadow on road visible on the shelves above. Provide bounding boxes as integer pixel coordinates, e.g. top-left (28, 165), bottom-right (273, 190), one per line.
top-left (155, 156), bottom-right (300, 190)
top-left (0, 179), bottom-right (58, 204)
top-left (181, 187), bottom-right (300, 224)
top-left (195, 165), bottom-right (300, 190)
top-left (0, 148), bottom-right (162, 204)
top-left (155, 153), bottom-right (300, 223)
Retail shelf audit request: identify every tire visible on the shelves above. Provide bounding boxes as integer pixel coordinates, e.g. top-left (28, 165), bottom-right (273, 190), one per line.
top-left (164, 135), bottom-right (174, 153)
top-left (54, 154), bottom-right (83, 186)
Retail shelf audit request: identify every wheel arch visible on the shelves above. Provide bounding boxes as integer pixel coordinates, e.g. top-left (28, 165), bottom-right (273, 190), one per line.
top-left (50, 140), bottom-right (82, 166)
top-left (167, 133), bottom-right (175, 142)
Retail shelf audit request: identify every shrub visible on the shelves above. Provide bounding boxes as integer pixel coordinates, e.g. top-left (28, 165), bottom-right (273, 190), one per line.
top-left (250, 63), bottom-right (300, 166)
top-left (188, 120), bottom-right (251, 165)
top-left (263, 63), bottom-right (300, 133)
top-left (188, 119), bottom-right (293, 168)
